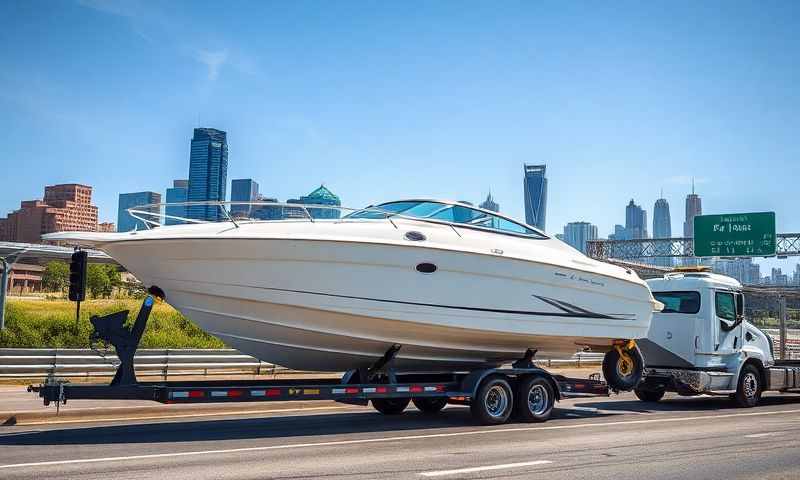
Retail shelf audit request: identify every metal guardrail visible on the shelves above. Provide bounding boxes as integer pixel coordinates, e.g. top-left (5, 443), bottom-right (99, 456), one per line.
top-left (0, 348), bottom-right (288, 379)
top-left (0, 349), bottom-right (603, 379)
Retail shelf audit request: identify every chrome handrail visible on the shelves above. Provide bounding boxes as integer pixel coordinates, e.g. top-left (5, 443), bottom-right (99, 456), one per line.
top-left (125, 200), bottom-right (549, 239)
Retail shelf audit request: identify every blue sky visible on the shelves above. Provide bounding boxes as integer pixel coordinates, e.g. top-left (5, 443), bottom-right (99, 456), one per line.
top-left (1, 1), bottom-right (798, 269)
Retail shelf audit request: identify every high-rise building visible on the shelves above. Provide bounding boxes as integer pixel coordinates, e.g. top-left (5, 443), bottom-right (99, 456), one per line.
top-left (251, 195), bottom-right (283, 220)
top-left (712, 258), bottom-right (760, 285)
top-left (230, 179), bottom-right (259, 218)
top-left (563, 222), bottom-right (598, 254)
top-left (683, 181), bottom-right (702, 238)
top-left (793, 264), bottom-right (800, 286)
top-left (771, 267), bottom-right (789, 286)
top-left (625, 199), bottom-right (648, 239)
top-left (287, 185), bottom-right (341, 219)
top-left (608, 224), bottom-right (628, 240)
top-left (523, 164), bottom-right (547, 230)
top-left (165, 179), bottom-right (189, 225)
top-left (0, 184), bottom-right (99, 243)
top-left (479, 193), bottom-right (499, 212)
top-left (652, 196), bottom-right (673, 267)
top-left (118, 191), bottom-right (161, 232)
top-left (187, 128), bottom-right (228, 221)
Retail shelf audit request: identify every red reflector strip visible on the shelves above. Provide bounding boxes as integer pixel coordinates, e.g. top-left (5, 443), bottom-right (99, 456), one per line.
top-left (376, 386), bottom-right (388, 393)
top-left (345, 387), bottom-right (360, 394)
top-left (266, 389), bottom-right (281, 397)
top-left (189, 390), bottom-right (204, 398)
top-left (409, 386), bottom-right (424, 393)
top-left (228, 389), bottom-right (244, 397)
top-left (574, 384), bottom-right (585, 389)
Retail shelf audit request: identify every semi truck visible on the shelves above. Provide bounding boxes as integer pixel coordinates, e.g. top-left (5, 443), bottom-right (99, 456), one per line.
top-left (635, 268), bottom-right (800, 407)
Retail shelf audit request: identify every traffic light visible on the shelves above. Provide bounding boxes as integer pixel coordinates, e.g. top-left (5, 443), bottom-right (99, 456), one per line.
top-left (68, 251), bottom-right (88, 302)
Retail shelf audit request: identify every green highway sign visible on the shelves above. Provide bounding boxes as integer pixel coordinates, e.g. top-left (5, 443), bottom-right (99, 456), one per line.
top-left (694, 212), bottom-right (776, 257)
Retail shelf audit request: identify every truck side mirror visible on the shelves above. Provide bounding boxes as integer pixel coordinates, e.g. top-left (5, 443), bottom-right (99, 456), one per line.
top-left (735, 293), bottom-right (745, 319)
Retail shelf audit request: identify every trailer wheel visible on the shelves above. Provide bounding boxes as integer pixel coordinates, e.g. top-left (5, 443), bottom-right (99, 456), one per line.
top-left (514, 376), bottom-right (555, 423)
top-left (470, 375), bottom-right (514, 425)
top-left (602, 344), bottom-right (644, 392)
top-left (372, 397), bottom-right (410, 415)
top-left (634, 386), bottom-right (665, 403)
top-left (734, 364), bottom-right (762, 408)
top-left (412, 397), bottom-right (447, 414)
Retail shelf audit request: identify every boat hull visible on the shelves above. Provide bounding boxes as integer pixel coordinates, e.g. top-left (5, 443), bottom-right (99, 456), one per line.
top-left (99, 235), bottom-right (655, 371)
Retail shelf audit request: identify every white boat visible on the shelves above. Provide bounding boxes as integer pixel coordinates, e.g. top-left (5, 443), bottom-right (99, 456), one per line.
top-left (45, 200), bottom-right (660, 373)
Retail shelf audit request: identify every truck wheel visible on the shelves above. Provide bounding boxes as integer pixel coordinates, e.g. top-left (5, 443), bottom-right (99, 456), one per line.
top-left (602, 345), bottom-right (644, 392)
top-left (470, 375), bottom-right (514, 425)
top-left (514, 376), bottom-right (555, 423)
top-left (412, 397), bottom-right (447, 414)
top-left (372, 397), bottom-right (410, 415)
top-left (634, 386), bottom-right (665, 403)
top-left (734, 364), bottom-right (762, 408)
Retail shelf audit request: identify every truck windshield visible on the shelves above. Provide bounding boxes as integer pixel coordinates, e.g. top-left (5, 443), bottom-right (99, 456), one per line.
top-left (653, 291), bottom-right (700, 314)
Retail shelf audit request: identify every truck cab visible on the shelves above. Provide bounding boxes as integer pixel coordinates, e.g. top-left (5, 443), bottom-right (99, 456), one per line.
top-left (636, 268), bottom-right (800, 407)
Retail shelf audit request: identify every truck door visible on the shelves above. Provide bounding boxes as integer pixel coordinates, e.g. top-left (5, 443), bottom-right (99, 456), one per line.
top-left (714, 290), bottom-right (743, 357)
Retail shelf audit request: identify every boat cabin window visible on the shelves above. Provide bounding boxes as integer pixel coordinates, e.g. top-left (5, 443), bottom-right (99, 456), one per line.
top-left (652, 291), bottom-right (700, 314)
top-left (348, 201), bottom-right (545, 238)
top-left (715, 292), bottom-right (736, 322)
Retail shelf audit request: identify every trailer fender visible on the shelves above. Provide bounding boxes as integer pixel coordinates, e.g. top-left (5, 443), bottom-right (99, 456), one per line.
top-left (459, 369), bottom-right (561, 401)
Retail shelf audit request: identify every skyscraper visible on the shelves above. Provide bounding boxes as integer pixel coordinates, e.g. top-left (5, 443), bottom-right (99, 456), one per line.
top-left (625, 199), bottom-right (648, 239)
top-left (230, 179), bottom-right (259, 218)
top-left (652, 195), bottom-right (673, 267)
top-left (118, 191), bottom-right (161, 232)
top-left (187, 128), bottom-right (228, 221)
top-left (523, 164), bottom-right (547, 230)
top-left (563, 222), bottom-right (598, 254)
top-left (683, 181), bottom-right (702, 238)
top-left (479, 193), bottom-right (499, 212)
top-left (288, 185), bottom-right (341, 219)
top-left (165, 179), bottom-right (188, 225)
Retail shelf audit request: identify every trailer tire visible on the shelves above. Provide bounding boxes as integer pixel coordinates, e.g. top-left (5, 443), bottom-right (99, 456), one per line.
top-left (372, 397), bottom-right (410, 415)
top-left (470, 375), bottom-right (514, 425)
top-left (734, 364), bottom-right (762, 408)
top-left (412, 397), bottom-right (447, 414)
top-left (514, 376), bottom-right (555, 423)
top-left (602, 345), bottom-right (644, 392)
top-left (634, 386), bottom-right (665, 403)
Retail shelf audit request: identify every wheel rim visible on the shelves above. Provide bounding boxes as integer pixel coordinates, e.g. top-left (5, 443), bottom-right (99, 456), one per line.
top-left (485, 385), bottom-right (509, 418)
top-left (742, 372), bottom-right (758, 398)
top-left (616, 356), bottom-right (633, 380)
top-left (527, 384), bottom-right (549, 415)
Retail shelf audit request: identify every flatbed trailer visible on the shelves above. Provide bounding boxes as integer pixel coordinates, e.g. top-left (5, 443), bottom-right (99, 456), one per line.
top-left (29, 295), bottom-right (609, 425)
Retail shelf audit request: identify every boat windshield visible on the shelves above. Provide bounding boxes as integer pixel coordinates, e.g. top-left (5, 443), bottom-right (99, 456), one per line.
top-left (347, 201), bottom-right (546, 238)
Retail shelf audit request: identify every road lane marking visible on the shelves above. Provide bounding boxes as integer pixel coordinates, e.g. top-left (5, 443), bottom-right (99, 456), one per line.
top-left (11, 405), bottom-right (351, 426)
top-left (2, 408), bottom-right (800, 470)
top-left (744, 432), bottom-right (778, 438)
top-left (420, 460), bottom-right (552, 477)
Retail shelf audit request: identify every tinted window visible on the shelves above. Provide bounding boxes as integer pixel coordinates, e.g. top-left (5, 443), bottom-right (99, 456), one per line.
top-left (653, 291), bottom-right (701, 314)
top-left (715, 292), bottom-right (736, 321)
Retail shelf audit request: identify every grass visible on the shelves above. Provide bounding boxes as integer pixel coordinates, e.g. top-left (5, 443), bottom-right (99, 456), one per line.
top-left (0, 297), bottom-right (226, 349)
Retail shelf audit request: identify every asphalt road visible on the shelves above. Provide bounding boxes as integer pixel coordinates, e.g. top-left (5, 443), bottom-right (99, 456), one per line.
top-left (1, 392), bottom-right (800, 479)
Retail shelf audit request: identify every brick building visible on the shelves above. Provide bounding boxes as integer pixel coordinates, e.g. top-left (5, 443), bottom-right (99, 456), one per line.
top-left (98, 222), bottom-right (116, 232)
top-left (1, 263), bottom-right (45, 294)
top-left (0, 184), bottom-right (99, 243)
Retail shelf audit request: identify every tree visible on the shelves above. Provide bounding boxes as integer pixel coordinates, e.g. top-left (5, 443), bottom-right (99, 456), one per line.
top-left (87, 264), bottom-right (112, 298)
top-left (42, 261), bottom-right (69, 293)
